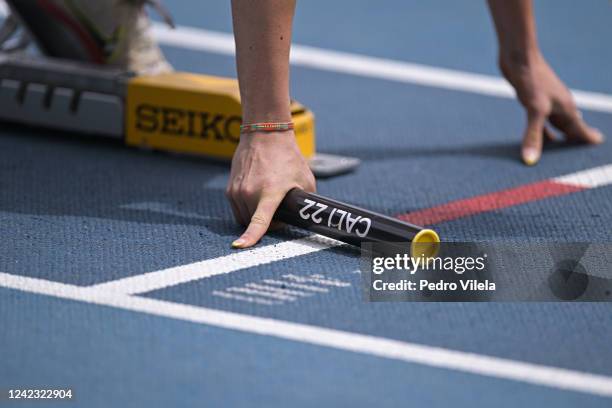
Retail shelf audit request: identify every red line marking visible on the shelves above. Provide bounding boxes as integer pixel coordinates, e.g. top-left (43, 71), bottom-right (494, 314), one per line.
top-left (398, 180), bottom-right (585, 226)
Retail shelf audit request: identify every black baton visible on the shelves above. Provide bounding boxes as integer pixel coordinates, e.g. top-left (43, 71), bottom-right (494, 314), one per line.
top-left (275, 188), bottom-right (439, 257)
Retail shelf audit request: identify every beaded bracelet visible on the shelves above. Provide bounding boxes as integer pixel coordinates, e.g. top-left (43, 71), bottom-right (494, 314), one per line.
top-left (240, 122), bottom-right (294, 134)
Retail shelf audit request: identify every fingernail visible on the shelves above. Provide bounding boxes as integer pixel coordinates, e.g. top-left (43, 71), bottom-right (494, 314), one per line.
top-left (522, 147), bottom-right (540, 166)
top-left (231, 238), bottom-right (246, 248)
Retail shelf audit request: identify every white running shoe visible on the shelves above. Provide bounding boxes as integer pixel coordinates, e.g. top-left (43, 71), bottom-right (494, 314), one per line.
top-left (4, 0), bottom-right (173, 74)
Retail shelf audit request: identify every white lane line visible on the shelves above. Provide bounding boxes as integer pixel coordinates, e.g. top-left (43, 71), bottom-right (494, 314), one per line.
top-left (151, 23), bottom-right (612, 113)
top-left (553, 164), bottom-right (612, 189)
top-left (2, 271), bottom-right (612, 397)
top-left (283, 273), bottom-right (352, 287)
top-left (227, 286), bottom-right (297, 302)
top-left (212, 290), bottom-right (279, 306)
top-left (244, 283), bottom-right (313, 297)
top-left (262, 279), bottom-right (330, 293)
top-left (89, 235), bottom-right (344, 294)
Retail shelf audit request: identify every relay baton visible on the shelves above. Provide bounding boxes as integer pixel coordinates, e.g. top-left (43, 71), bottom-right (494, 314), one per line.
top-left (275, 189), bottom-right (440, 257)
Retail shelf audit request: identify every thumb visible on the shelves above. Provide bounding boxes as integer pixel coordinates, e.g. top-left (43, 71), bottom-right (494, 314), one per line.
top-left (521, 111), bottom-right (546, 166)
top-left (231, 193), bottom-right (284, 249)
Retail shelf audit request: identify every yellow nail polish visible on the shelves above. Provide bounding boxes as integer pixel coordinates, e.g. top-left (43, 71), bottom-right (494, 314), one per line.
top-left (231, 239), bottom-right (245, 248)
top-left (522, 148), bottom-right (540, 166)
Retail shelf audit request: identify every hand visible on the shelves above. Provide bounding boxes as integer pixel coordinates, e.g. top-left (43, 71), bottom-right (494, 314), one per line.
top-left (500, 52), bottom-right (604, 165)
top-left (226, 131), bottom-right (316, 248)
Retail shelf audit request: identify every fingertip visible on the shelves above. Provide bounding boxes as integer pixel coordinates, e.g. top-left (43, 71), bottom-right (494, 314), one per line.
top-left (590, 128), bottom-right (605, 144)
top-left (234, 221), bottom-right (268, 249)
top-left (521, 117), bottom-right (544, 166)
top-left (231, 237), bottom-right (246, 249)
top-left (569, 118), bottom-right (605, 145)
top-left (522, 147), bottom-right (541, 166)
top-left (232, 229), bottom-right (258, 248)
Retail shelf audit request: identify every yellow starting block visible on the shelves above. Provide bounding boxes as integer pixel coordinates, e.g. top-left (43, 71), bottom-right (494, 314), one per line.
top-left (0, 54), bottom-right (359, 177)
top-left (125, 72), bottom-right (315, 160)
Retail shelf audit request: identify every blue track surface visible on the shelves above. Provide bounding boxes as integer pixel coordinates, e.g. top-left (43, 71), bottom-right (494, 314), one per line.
top-left (2, 1), bottom-right (612, 406)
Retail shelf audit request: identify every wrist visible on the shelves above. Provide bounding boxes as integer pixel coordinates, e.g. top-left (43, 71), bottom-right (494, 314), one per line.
top-left (499, 47), bottom-right (542, 70)
top-left (238, 130), bottom-right (298, 149)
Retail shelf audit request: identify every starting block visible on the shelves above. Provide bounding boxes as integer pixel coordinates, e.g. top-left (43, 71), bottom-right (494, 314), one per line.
top-left (0, 53), bottom-right (360, 177)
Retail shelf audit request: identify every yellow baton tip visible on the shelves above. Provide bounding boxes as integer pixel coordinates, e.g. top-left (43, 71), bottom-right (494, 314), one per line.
top-left (410, 229), bottom-right (440, 259)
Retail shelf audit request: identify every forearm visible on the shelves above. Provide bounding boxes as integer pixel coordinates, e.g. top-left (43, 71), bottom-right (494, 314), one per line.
top-left (231, 0), bottom-right (295, 124)
top-left (486, 0), bottom-right (541, 66)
